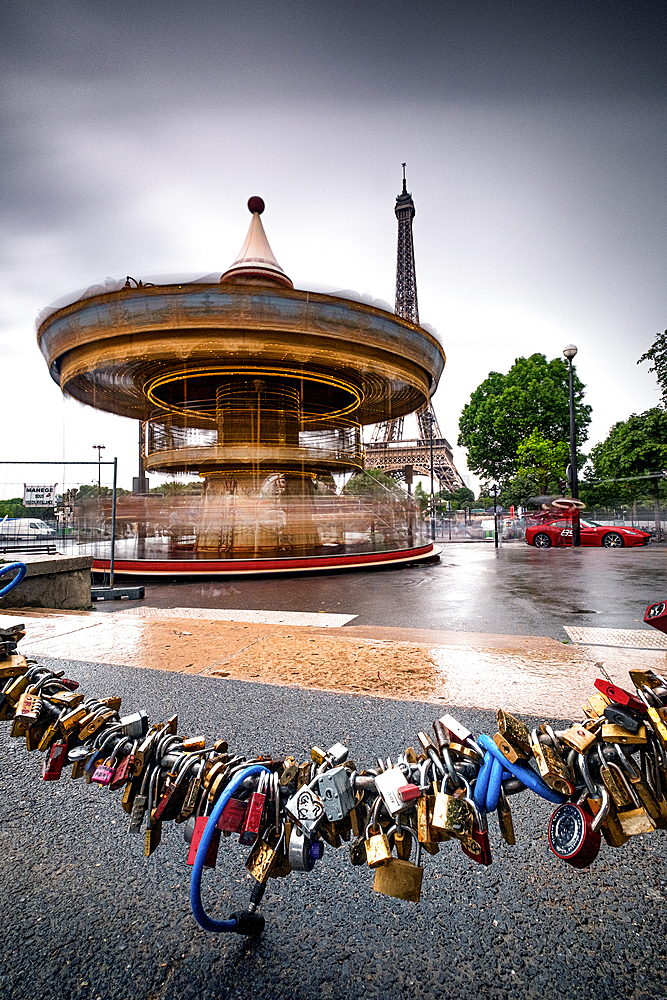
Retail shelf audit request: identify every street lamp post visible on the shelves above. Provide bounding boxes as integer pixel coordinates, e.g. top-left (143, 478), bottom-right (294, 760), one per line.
top-left (563, 345), bottom-right (581, 547)
top-left (426, 412), bottom-right (436, 541)
top-left (490, 484), bottom-right (499, 549)
top-left (92, 444), bottom-right (106, 492)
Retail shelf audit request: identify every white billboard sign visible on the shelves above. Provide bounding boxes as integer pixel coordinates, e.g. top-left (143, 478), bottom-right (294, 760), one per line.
top-left (23, 484), bottom-right (57, 507)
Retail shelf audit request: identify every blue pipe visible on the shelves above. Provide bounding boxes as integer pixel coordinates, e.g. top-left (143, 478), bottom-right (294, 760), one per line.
top-left (0, 562), bottom-right (27, 598)
top-left (190, 763), bottom-right (271, 933)
top-left (477, 734), bottom-right (566, 804)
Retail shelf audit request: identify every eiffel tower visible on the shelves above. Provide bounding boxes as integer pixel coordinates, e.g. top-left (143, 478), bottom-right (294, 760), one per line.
top-left (365, 166), bottom-right (465, 491)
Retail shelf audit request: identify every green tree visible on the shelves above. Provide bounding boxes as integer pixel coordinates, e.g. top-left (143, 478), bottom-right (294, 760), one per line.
top-left (413, 482), bottom-right (429, 513)
top-left (587, 408), bottom-right (667, 538)
top-left (638, 330), bottom-right (667, 407)
top-left (344, 468), bottom-right (401, 498)
top-left (458, 354), bottom-right (591, 484)
top-left (499, 474), bottom-right (540, 508)
top-left (516, 429), bottom-right (569, 495)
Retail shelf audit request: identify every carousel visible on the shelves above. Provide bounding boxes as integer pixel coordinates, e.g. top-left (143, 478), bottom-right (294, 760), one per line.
top-left (37, 198), bottom-right (445, 576)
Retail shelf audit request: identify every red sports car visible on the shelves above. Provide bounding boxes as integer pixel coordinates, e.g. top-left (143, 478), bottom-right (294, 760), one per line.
top-left (525, 517), bottom-right (650, 548)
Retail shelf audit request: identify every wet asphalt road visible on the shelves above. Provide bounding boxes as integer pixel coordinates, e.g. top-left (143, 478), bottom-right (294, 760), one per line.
top-left (99, 544), bottom-right (667, 640)
top-left (2, 655), bottom-right (667, 1000)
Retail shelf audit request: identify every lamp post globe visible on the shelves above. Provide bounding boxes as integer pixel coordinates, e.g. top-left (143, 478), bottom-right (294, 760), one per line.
top-left (563, 344), bottom-right (578, 361)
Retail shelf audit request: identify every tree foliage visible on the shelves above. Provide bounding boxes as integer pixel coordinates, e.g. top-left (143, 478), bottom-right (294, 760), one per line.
top-left (343, 468), bottom-right (401, 498)
top-left (587, 408), bottom-right (667, 483)
top-left (458, 354), bottom-right (591, 484)
top-left (638, 330), bottom-right (667, 407)
top-left (516, 429), bottom-right (569, 495)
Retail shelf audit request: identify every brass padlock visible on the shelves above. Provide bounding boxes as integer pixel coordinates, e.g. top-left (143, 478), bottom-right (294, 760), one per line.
top-left (559, 724), bottom-right (597, 754)
top-left (497, 709), bottom-right (531, 753)
top-left (246, 826), bottom-right (281, 884)
top-left (496, 786), bottom-right (516, 846)
top-left (365, 822), bottom-right (392, 868)
top-left (601, 723), bottom-right (647, 745)
top-left (583, 693), bottom-right (611, 719)
top-left (530, 730), bottom-right (576, 796)
top-left (431, 778), bottom-right (473, 840)
top-left (372, 825), bottom-right (424, 903)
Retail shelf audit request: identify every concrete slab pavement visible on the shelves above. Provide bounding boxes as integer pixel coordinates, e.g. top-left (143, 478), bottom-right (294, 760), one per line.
top-left (2, 604), bottom-right (655, 718)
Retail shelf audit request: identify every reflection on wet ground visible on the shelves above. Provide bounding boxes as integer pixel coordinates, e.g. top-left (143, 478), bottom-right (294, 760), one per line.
top-left (3, 544), bottom-right (664, 719)
top-left (93, 543), bottom-right (667, 641)
top-left (0, 607), bottom-right (627, 718)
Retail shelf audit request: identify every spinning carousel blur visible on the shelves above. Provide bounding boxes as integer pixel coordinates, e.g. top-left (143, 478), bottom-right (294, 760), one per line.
top-left (37, 198), bottom-right (445, 576)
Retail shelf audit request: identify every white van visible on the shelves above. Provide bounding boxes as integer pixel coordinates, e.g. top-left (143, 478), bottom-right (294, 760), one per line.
top-left (0, 517), bottom-right (56, 539)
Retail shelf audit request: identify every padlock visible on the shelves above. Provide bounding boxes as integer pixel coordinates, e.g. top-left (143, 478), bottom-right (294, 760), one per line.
top-left (600, 723), bottom-right (647, 745)
top-left (177, 762), bottom-right (206, 823)
top-left (285, 783), bottom-right (325, 837)
top-left (245, 825), bottom-right (282, 883)
top-left (496, 709), bottom-right (531, 754)
top-left (548, 800), bottom-right (601, 868)
top-left (603, 703), bottom-right (642, 734)
top-left (318, 765), bottom-right (355, 822)
top-left (372, 825), bottom-right (424, 902)
top-left (109, 741), bottom-right (138, 790)
top-left (587, 790), bottom-right (629, 848)
top-left (288, 825), bottom-right (324, 871)
top-left (217, 796), bottom-right (247, 833)
top-left (187, 807), bottom-right (221, 868)
top-left (530, 730), bottom-right (576, 796)
top-left (558, 723), bottom-right (598, 754)
top-left (492, 732), bottom-right (526, 763)
top-left (496, 785), bottom-right (516, 845)
top-left (41, 740), bottom-right (69, 781)
top-left (119, 711), bottom-right (149, 739)
top-left (14, 691), bottom-right (42, 724)
top-left (460, 797), bottom-right (492, 866)
top-left (597, 759), bottom-right (655, 836)
top-left (431, 776), bottom-right (473, 840)
top-left (415, 793), bottom-right (441, 853)
top-left (582, 692), bottom-right (611, 719)
top-left (594, 678), bottom-right (646, 715)
top-left (239, 772), bottom-right (268, 846)
top-left (364, 806), bottom-right (393, 868)
top-left (374, 766), bottom-right (411, 816)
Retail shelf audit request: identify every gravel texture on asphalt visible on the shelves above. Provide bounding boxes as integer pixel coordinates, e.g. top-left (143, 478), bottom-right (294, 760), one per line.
top-left (1, 656), bottom-right (666, 1000)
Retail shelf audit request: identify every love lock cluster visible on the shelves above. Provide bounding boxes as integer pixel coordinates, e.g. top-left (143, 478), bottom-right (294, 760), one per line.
top-left (2, 608), bottom-right (667, 936)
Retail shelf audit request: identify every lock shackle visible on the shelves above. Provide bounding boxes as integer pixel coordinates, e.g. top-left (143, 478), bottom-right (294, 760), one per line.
top-left (590, 785), bottom-right (610, 831)
top-left (578, 752), bottom-right (599, 798)
top-left (190, 763), bottom-right (271, 934)
top-left (385, 822), bottom-right (422, 866)
top-left (365, 796), bottom-right (383, 838)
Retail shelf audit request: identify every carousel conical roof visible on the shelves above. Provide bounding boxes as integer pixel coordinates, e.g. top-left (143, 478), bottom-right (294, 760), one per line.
top-left (220, 197), bottom-right (293, 288)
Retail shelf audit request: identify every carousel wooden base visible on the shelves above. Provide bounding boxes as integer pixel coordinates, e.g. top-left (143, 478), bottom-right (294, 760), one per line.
top-left (93, 543), bottom-right (439, 578)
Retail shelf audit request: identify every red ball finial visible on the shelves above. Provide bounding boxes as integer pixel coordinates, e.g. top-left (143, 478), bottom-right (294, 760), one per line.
top-left (247, 196), bottom-right (265, 214)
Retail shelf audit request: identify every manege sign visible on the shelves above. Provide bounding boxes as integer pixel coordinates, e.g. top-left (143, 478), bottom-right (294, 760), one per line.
top-left (23, 484), bottom-right (57, 507)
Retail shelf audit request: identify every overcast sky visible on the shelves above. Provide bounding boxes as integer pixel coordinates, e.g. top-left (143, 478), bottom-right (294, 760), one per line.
top-left (1, 0), bottom-right (666, 494)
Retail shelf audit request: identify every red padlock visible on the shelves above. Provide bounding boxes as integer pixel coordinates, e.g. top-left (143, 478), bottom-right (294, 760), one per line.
top-left (594, 679), bottom-right (645, 715)
top-left (398, 784), bottom-right (421, 803)
top-left (41, 741), bottom-right (69, 781)
top-left (217, 797), bottom-right (247, 833)
top-left (239, 775), bottom-right (268, 846)
top-left (187, 815), bottom-right (221, 868)
top-left (548, 802), bottom-right (601, 868)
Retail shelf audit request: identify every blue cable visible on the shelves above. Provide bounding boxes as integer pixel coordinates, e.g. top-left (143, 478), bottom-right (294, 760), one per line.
top-left (477, 734), bottom-right (566, 804)
top-left (190, 763), bottom-right (271, 933)
top-left (0, 562), bottom-right (27, 598)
